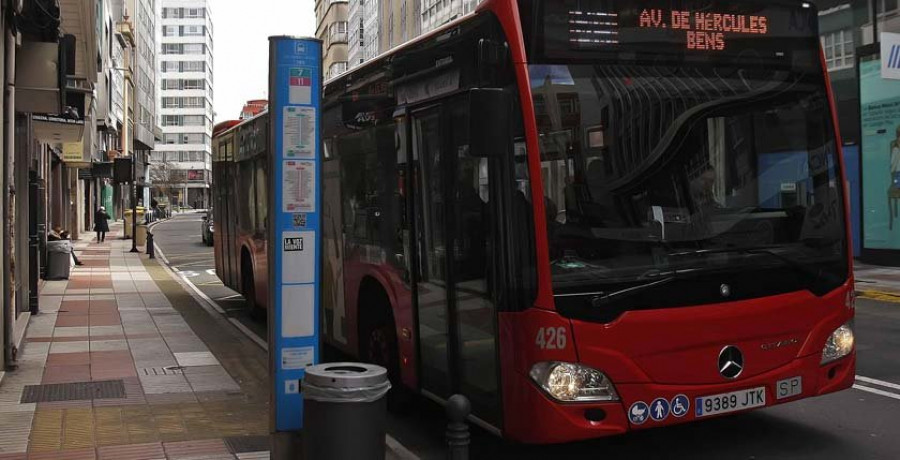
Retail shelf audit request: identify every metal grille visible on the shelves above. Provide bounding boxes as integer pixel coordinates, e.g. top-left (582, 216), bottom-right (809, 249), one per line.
top-left (224, 435), bottom-right (270, 454)
top-left (20, 380), bottom-right (126, 403)
top-left (139, 366), bottom-right (184, 376)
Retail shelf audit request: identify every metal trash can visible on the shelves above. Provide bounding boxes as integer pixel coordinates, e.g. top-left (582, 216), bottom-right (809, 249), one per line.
top-left (302, 362), bottom-right (391, 460)
top-left (45, 240), bottom-right (73, 280)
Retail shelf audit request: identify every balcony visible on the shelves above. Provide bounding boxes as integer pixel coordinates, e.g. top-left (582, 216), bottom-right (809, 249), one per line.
top-left (329, 32), bottom-right (348, 45)
top-left (116, 20), bottom-right (136, 47)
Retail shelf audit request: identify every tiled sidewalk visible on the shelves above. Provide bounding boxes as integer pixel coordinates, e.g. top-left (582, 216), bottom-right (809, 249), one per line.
top-left (0, 224), bottom-right (269, 459)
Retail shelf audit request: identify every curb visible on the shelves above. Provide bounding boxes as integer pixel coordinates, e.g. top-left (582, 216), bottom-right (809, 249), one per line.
top-left (146, 216), bottom-right (173, 232)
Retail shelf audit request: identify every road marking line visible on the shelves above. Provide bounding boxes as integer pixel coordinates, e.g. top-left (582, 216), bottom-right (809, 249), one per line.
top-left (856, 375), bottom-right (900, 392)
top-left (216, 294), bottom-right (243, 301)
top-left (853, 384), bottom-right (900, 401)
top-left (857, 290), bottom-right (900, 303)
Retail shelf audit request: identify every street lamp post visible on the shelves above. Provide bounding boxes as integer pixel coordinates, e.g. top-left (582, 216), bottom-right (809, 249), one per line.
top-left (129, 153), bottom-right (139, 253)
top-left (116, 16), bottom-right (139, 253)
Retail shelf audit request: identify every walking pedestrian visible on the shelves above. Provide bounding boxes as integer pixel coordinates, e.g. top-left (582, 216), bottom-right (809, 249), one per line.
top-left (94, 206), bottom-right (110, 242)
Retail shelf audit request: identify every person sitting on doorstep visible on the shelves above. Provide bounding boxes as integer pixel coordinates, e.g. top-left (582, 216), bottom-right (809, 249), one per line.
top-left (48, 227), bottom-right (83, 266)
top-left (59, 230), bottom-right (83, 266)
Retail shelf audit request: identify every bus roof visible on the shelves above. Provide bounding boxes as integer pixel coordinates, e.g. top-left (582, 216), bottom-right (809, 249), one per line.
top-left (212, 109), bottom-right (269, 139)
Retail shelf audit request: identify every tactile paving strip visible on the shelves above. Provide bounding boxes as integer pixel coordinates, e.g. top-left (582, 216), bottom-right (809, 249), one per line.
top-left (20, 380), bottom-right (126, 403)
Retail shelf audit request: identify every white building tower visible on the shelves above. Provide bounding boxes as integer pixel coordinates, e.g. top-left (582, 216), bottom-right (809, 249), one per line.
top-left (155, 0), bottom-right (215, 209)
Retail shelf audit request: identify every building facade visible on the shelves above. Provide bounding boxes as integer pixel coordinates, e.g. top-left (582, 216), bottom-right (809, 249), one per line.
top-left (347, 0), bottom-right (364, 67)
top-left (316, 0), bottom-right (349, 79)
top-left (420, 0), bottom-right (477, 34)
top-left (154, 0), bottom-right (214, 209)
top-left (0, 0), bottom-right (158, 371)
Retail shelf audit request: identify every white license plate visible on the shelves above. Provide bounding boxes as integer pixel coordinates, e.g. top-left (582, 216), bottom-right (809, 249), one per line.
top-left (695, 386), bottom-right (766, 417)
top-left (776, 376), bottom-right (802, 399)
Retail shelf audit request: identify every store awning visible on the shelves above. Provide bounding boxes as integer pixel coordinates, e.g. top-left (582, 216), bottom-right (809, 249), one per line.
top-left (31, 114), bottom-right (85, 143)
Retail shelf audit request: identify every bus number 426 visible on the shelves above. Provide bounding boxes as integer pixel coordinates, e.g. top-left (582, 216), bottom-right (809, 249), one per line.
top-left (535, 327), bottom-right (567, 350)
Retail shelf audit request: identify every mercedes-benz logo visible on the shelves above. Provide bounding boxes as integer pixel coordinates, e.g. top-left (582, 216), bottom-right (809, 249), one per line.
top-left (720, 284), bottom-right (731, 297)
top-left (718, 346), bottom-right (744, 379)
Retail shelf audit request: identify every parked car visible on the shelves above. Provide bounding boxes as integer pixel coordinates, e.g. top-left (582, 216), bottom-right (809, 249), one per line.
top-left (201, 209), bottom-right (214, 246)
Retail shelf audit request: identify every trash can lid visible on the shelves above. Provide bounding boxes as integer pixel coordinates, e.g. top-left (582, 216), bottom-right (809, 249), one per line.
top-left (303, 362), bottom-right (388, 389)
top-left (46, 240), bottom-right (72, 253)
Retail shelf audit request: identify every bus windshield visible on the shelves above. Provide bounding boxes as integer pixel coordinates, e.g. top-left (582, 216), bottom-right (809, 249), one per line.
top-left (530, 63), bottom-right (847, 295)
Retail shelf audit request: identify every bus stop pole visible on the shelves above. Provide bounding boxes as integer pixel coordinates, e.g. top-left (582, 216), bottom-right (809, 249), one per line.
top-left (267, 36), bottom-right (323, 459)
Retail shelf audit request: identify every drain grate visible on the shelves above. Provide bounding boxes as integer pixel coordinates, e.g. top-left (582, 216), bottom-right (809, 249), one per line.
top-left (21, 380), bottom-right (126, 403)
top-left (224, 435), bottom-right (270, 454)
top-left (140, 366), bottom-right (184, 376)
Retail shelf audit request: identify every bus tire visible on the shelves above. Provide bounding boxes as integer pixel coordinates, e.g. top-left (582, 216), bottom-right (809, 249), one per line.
top-left (242, 253), bottom-right (264, 321)
top-left (358, 281), bottom-right (411, 410)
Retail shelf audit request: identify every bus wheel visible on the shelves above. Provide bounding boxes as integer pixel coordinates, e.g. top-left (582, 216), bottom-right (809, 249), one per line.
top-left (360, 287), bottom-right (410, 410)
top-left (242, 265), bottom-right (263, 321)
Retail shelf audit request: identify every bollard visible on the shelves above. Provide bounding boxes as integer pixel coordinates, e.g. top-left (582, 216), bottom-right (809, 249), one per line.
top-left (446, 394), bottom-right (471, 460)
top-left (147, 232), bottom-right (155, 259)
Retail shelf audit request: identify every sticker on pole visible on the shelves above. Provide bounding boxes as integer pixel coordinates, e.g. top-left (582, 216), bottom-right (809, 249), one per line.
top-left (289, 67), bottom-right (313, 104)
top-left (282, 160), bottom-right (316, 212)
top-left (282, 347), bottom-right (315, 370)
top-left (283, 106), bottom-right (315, 159)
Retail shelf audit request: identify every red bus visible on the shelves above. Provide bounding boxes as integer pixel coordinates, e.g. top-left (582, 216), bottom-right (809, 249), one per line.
top-left (214, 0), bottom-right (856, 443)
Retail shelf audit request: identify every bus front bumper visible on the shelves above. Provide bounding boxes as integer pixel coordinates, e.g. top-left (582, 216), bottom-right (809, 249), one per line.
top-left (504, 351), bottom-right (855, 444)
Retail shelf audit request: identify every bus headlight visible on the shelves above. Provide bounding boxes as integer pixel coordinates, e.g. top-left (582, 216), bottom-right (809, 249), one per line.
top-left (821, 321), bottom-right (854, 365)
top-left (529, 362), bottom-right (619, 402)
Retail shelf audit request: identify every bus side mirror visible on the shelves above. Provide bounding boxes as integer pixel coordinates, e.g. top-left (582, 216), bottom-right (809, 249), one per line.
top-left (469, 88), bottom-right (510, 158)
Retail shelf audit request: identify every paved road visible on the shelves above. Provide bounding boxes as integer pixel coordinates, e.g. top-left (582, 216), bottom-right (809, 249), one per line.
top-left (151, 213), bottom-right (900, 459)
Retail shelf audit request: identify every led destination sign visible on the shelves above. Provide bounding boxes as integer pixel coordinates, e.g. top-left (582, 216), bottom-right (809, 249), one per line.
top-left (541, 0), bottom-right (819, 65)
top-left (638, 9), bottom-right (769, 51)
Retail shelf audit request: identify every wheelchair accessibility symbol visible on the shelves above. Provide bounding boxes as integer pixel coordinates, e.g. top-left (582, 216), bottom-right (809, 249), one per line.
top-left (671, 394), bottom-right (690, 418)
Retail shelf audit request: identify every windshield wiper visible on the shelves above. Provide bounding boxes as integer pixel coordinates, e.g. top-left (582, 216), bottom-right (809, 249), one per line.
top-left (572, 276), bottom-right (677, 307)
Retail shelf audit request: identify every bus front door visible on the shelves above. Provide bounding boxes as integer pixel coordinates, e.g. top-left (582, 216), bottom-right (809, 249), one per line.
top-left (411, 101), bottom-right (501, 427)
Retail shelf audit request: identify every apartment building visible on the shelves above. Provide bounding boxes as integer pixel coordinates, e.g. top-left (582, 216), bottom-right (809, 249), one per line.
top-left (420, 0), bottom-right (478, 34)
top-left (316, 0), bottom-right (350, 79)
top-left (154, 0), bottom-right (215, 208)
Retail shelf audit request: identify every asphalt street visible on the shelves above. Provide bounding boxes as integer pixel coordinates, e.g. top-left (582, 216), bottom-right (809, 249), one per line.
top-left (152, 212), bottom-right (900, 460)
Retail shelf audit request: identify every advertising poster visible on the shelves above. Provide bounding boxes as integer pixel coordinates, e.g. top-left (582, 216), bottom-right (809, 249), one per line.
top-left (860, 58), bottom-right (900, 250)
